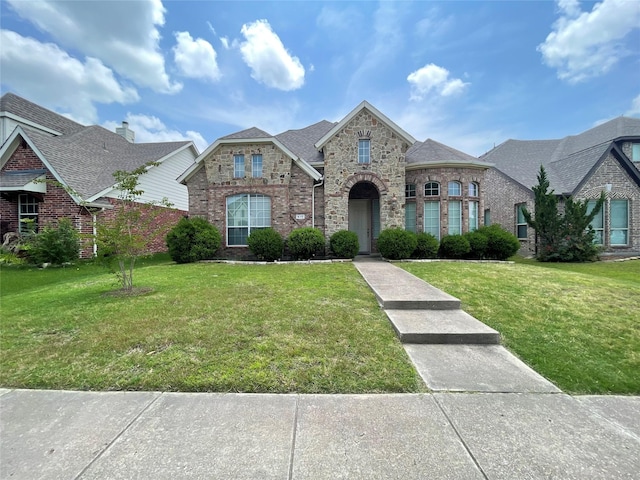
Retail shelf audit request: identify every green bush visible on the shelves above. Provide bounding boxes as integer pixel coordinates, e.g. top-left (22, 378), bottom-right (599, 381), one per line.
top-left (464, 230), bottom-right (489, 259)
top-left (165, 217), bottom-right (221, 264)
top-left (287, 227), bottom-right (325, 260)
top-left (377, 228), bottom-right (417, 260)
top-left (329, 230), bottom-right (359, 259)
top-left (439, 235), bottom-right (471, 259)
top-left (27, 218), bottom-right (80, 265)
top-left (413, 232), bottom-right (439, 259)
top-left (247, 228), bottom-right (284, 262)
top-left (479, 224), bottom-right (520, 260)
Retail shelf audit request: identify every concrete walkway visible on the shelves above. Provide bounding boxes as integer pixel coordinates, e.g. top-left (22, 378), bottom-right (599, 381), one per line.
top-left (1, 257), bottom-right (639, 479)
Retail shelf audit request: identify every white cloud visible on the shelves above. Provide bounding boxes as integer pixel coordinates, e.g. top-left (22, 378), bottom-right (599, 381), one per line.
top-left (626, 94), bottom-right (640, 117)
top-left (239, 19), bottom-right (305, 91)
top-left (173, 31), bottom-right (221, 82)
top-left (104, 113), bottom-right (208, 152)
top-left (538, 0), bottom-right (640, 83)
top-left (407, 64), bottom-right (469, 101)
top-left (0, 30), bottom-right (139, 124)
top-left (5, 0), bottom-right (181, 94)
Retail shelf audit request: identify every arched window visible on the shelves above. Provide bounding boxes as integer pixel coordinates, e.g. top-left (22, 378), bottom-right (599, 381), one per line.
top-left (468, 182), bottom-right (479, 197)
top-left (448, 181), bottom-right (461, 196)
top-left (424, 182), bottom-right (440, 196)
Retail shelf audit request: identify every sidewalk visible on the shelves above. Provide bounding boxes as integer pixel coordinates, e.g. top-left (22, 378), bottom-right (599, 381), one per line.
top-left (1, 389), bottom-right (639, 479)
top-left (1, 258), bottom-right (639, 479)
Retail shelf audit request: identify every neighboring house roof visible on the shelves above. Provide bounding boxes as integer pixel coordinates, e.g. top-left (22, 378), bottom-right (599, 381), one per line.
top-left (0, 93), bottom-right (196, 206)
top-left (406, 138), bottom-right (492, 169)
top-left (0, 92), bottom-right (84, 137)
top-left (314, 101), bottom-right (416, 150)
top-left (481, 116), bottom-right (640, 194)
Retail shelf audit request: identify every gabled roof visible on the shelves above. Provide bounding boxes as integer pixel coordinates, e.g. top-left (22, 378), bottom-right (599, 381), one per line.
top-left (222, 127), bottom-right (272, 140)
top-left (481, 116), bottom-right (640, 194)
top-left (314, 101), bottom-right (416, 150)
top-left (0, 92), bottom-right (84, 136)
top-left (406, 138), bottom-right (492, 169)
top-left (0, 124), bottom-right (193, 203)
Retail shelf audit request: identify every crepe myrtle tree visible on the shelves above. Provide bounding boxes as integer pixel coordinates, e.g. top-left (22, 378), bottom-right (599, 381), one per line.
top-left (96, 162), bottom-right (172, 291)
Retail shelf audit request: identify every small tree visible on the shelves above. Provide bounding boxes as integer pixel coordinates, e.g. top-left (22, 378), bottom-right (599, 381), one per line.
top-left (96, 162), bottom-right (171, 291)
top-left (523, 165), bottom-right (604, 262)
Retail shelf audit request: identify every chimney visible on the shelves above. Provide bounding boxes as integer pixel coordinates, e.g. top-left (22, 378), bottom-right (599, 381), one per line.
top-left (116, 121), bottom-right (135, 143)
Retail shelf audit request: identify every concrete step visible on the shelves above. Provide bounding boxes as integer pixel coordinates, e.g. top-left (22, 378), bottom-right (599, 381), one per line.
top-left (385, 309), bottom-right (501, 345)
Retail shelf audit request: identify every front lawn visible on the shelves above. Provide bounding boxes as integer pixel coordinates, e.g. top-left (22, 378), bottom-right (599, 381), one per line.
top-left (400, 259), bottom-right (640, 394)
top-left (0, 259), bottom-right (425, 393)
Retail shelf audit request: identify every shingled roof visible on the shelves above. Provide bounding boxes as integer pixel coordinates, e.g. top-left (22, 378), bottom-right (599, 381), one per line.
top-left (481, 116), bottom-right (640, 194)
top-left (406, 138), bottom-right (491, 168)
top-left (275, 120), bottom-right (336, 165)
top-left (0, 93), bottom-right (192, 202)
top-left (0, 92), bottom-right (84, 136)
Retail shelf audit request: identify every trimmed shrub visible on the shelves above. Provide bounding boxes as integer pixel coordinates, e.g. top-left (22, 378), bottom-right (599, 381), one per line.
top-left (464, 230), bottom-right (489, 259)
top-left (377, 228), bottom-right (417, 260)
top-left (166, 217), bottom-right (221, 264)
top-left (287, 227), bottom-right (325, 260)
top-left (439, 234), bottom-right (471, 259)
top-left (248, 228), bottom-right (284, 262)
top-left (330, 230), bottom-right (359, 259)
top-left (413, 232), bottom-right (439, 259)
top-left (478, 224), bottom-right (520, 260)
top-left (27, 218), bottom-right (80, 265)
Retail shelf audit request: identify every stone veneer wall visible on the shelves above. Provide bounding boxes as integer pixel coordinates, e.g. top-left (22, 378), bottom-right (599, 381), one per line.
top-left (484, 168), bottom-right (535, 255)
top-left (322, 109), bottom-right (409, 238)
top-left (405, 167), bottom-right (486, 238)
top-left (575, 152), bottom-right (640, 252)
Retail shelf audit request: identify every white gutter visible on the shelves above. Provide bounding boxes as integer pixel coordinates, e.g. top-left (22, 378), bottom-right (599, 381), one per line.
top-left (312, 177), bottom-right (324, 229)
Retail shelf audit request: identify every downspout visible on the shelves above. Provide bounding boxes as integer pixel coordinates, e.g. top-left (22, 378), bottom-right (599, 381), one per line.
top-left (312, 177), bottom-right (324, 229)
top-left (92, 212), bottom-right (98, 257)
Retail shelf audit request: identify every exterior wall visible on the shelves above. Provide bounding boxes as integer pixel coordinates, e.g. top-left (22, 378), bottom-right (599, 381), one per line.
top-left (405, 167), bottom-right (487, 238)
top-left (484, 167), bottom-right (535, 254)
top-left (575, 153), bottom-right (640, 252)
top-left (322, 109), bottom-right (409, 239)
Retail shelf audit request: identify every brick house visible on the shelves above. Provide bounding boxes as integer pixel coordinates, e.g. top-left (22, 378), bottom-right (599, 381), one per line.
top-left (0, 93), bottom-right (198, 257)
top-left (178, 101), bottom-right (492, 257)
top-left (481, 117), bottom-right (640, 256)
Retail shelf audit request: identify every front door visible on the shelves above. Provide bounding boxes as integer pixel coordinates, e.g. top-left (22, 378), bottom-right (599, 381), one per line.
top-left (348, 199), bottom-right (371, 253)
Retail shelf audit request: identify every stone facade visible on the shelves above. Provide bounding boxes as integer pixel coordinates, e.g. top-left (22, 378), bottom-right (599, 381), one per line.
top-left (322, 109), bottom-right (410, 239)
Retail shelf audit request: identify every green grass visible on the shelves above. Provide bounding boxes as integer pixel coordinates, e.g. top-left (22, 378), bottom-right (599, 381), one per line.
top-left (0, 259), bottom-right (424, 394)
top-left (400, 259), bottom-right (640, 394)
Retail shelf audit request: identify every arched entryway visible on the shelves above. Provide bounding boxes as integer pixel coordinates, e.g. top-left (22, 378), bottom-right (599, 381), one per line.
top-left (348, 181), bottom-right (380, 253)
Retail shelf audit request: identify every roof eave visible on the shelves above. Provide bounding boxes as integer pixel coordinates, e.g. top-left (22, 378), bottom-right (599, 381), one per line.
top-left (406, 160), bottom-right (494, 171)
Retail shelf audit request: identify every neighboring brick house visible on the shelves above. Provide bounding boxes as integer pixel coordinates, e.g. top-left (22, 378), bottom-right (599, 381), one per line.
top-left (482, 117), bottom-right (640, 256)
top-left (0, 93), bottom-right (198, 257)
top-left (178, 101), bottom-right (492, 257)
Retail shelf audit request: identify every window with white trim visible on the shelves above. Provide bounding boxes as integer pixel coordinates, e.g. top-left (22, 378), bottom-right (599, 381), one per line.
top-left (448, 200), bottom-right (462, 235)
top-left (424, 201), bottom-right (440, 240)
top-left (448, 181), bottom-right (461, 196)
top-left (234, 154), bottom-right (245, 178)
top-left (404, 202), bottom-right (416, 233)
top-left (18, 193), bottom-right (38, 234)
top-left (405, 184), bottom-right (416, 198)
top-left (358, 139), bottom-right (370, 164)
top-left (587, 200), bottom-right (604, 245)
top-left (610, 200), bottom-right (628, 245)
top-left (468, 182), bottom-right (479, 197)
top-left (469, 201), bottom-right (479, 232)
top-left (516, 204), bottom-right (528, 239)
top-left (252, 154), bottom-right (263, 178)
top-left (226, 194), bottom-right (271, 246)
top-left (424, 182), bottom-right (440, 196)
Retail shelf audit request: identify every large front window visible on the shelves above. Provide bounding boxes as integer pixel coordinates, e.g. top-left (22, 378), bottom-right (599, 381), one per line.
top-left (424, 201), bottom-right (440, 240)
top-left (226, 194), bottom-right (271, 246)
top-left (448, 200), bottom-right (462, 235)
top-left (610, 200), bottom-right (628, 245)
top-left (358, 139), bottom-right (370, 164)
top-left (405, 202), bottom-right (416, 233)
top-left (469, 201), bottom-right (479, 232)
top-left (18, 193), bottom-right (38, 233)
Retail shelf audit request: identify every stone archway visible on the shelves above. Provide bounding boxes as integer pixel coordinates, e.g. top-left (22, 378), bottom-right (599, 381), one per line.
top-left (348, 181), bottom-right (380, 254)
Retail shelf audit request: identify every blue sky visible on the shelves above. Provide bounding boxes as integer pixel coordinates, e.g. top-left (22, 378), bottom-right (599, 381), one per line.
top-left (1, 0), bottom-right (639, 156)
